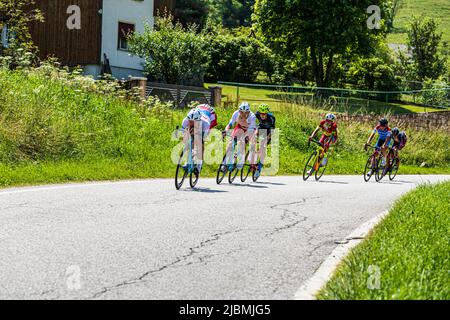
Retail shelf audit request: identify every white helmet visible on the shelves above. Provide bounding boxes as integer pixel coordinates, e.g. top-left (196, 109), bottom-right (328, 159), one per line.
top-left (325, 113), bottom-right (336, 121)
top-left (187, 108), bottom-right (202, 121)
top-left (239, 102), bottom-right (250, 112)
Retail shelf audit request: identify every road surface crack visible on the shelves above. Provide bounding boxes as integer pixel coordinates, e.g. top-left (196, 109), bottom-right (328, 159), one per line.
top-left (266, 199), bottom-right (320, 239)
top-left (90, 229), bottom-right (242, 299)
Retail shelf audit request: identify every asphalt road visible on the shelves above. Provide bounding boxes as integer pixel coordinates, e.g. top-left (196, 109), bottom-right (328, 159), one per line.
top-left (0, 175), bottom-right (448, 300)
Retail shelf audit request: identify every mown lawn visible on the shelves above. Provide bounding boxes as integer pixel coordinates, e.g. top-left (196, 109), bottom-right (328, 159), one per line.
top-left (387, 0), bottom-right (450, 45)
top-left (317, 181), bottom-right (450, 300)
top-left (207, 83), bottom-right (446, 115)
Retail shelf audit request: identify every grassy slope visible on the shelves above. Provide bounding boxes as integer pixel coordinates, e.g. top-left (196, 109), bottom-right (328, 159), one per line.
top-left (387, 0), bottom-right (450, 45)
top-left (317, 181), bottom-right (450, 300)
top-left (0, 69), bottom-right (449, 188)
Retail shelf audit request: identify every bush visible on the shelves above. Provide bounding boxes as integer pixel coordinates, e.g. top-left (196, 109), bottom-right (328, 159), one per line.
top-left (129, 13), bottom-right (208, 86)
top-left (419, 78), bottom-right (450, 107)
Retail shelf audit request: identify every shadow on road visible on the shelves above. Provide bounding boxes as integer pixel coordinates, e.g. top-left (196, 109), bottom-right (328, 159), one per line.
top-left (229, 183), bottom-right (269, 189)
top-left (318, 180), bottom-right (349, 185)
top-left (255, 181), bottom-right (286, 186)
top-left (186, 188), bottom-right (229, 193)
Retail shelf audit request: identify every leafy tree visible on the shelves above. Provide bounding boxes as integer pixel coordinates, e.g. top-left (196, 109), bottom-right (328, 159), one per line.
top-left (129, 14), bottom-right (208, 86)
top-left (210, 0), bottom-right (255, 28)
top-left (0, 0), bottom-right (43, 63)
top-left (253, 0), bottom-right (388, 87)
top-left (407, 17), bottom-right (446, 81)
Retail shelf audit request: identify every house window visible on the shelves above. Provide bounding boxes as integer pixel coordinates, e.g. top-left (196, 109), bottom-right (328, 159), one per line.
top-left (118, 22), bottom-right (135, 51)
top-left (1, 24), bottom-right (9, 48)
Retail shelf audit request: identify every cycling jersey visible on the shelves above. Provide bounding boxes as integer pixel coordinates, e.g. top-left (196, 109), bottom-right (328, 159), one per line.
top-left (228, 110), bottom-right (257, 132)
top-left (319, 120), bottom-right (338, 137)
top-left (255, 112), bottom-right (276, 131)
top-left (373, 125), bottom-right (391, 140)
top-left (197, 104), bottom-right (217, 129)
top-left (181, 114), bottom-right (211, 138)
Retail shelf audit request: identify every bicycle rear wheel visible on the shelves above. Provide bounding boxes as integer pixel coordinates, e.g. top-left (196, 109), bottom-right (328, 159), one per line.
top-left (315, 159), bottom-right (327, 181)
top-left (375, 157), bottom-right (384, 182)
top-left (240, 151), bottom-right (251, 182)
top-left (190, 168), bottom-right (199, 188)
top-left (229, 166), bottom-right (239, 184)
top-left (175, 151), bottom-right (188, 190)
top-left (303, 151), bottom-right (317, 181)
top-left (389, 158), bottom-right (400, 181)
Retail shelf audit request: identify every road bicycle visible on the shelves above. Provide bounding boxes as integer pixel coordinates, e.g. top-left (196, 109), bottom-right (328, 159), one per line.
top-left (378, 147), bottom-right (401, 181)
top-left (216, 132), bottom-right (247, 185)
top-left (363, 145), bottom-right (383, 182)
top-left (303, 139), bottom-right (329, 181)
top-left (240, 133), bottom-right (269, 183)
top-left (175, 127), bottom-right (200, 190)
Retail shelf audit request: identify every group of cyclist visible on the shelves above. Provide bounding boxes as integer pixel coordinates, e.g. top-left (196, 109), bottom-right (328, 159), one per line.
top-left (180, 101), bottom-right (407, 181)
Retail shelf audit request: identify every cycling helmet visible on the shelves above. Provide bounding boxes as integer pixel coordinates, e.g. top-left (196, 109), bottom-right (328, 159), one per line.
top-left (258, 103), bottom-right (270, 114)
top-left (379, 118), bottom-right (388, 126)
top-left (392, 127), bottom-right (400, 136)
top-left (239, 101), bottom-right (251, 112)
top-left (325, 113), bottom-right (336, 121)
top-left (187, 108), bottom-right (202, 121)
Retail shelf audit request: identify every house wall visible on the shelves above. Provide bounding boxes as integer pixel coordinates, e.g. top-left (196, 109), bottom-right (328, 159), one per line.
top-left (29, 0), bottom-right (102, 66)
top-left (100, 0), bottom-right (154, 79)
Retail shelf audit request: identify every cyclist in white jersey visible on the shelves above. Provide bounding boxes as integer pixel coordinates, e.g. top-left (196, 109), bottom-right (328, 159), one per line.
top-left (222, 102), bottom-right (257, 170)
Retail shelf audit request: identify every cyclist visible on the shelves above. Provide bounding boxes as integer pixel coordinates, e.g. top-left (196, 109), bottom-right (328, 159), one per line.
top-left (385, 127), bottom-right (407, 160)
top-left (221, 102), bottom-right (257, 170)
top-left (252, 103), bottom-right (276, 177)
top-left (364, 118), bottom-right (391, 177)
top-left (307, 113), bottom-right (338, 175)
top-left (181, 108), bottom-right (211, 174)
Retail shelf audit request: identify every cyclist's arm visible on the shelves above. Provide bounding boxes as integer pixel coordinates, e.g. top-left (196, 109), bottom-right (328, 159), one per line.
top-left (225, 111), bottom-right (239, 131)
top-left (310, 126), bottom-right (320, 140)
top-left (366, 130), bottom-right (376, 145)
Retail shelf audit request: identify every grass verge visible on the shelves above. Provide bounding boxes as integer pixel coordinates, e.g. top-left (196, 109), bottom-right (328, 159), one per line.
top-left (317, 180), bottom-right (450, 300)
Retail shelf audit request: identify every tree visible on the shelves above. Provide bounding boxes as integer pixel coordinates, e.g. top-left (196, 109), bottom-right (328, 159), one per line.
top-left (253, 0), bottom-right (388, 87)
top-left (129, 14), bottom-right (208, 86)
top-left (407, 17), bottom-right (446, 81)
top-left (174, 0), bottom-right (211, 29)
top-left (0, 0), bottom-right (43, 58)
top-left (210, 0), bottom-right (255, 28)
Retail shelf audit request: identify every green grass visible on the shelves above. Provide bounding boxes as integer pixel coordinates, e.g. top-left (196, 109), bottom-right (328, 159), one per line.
top-left (208, 83), bottom-right (446, 115)
top-left (0, 67), bottom-right (449, 188)
top-left (387, 0), bottom-right (450, 45)
top-left (317, 181), bottom-right (450, 300)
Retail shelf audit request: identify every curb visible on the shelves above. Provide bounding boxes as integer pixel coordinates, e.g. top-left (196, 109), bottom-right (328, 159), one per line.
top-left (294, 210), bottom-right (390, 300)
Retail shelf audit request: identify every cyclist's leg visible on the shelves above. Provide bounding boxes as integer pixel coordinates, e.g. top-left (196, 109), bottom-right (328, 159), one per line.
top-left (248, 129), bottom-right (258, 166)
top-left (259, 130), bottom-right (269, 165)
top-left (233, 127), bottom-right (246, 168)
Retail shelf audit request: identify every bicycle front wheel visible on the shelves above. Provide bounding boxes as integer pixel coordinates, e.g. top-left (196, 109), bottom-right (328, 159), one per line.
top-left (303, 151), bottom-right (317, 181)
top-left (363, 156), bottom-right (374, 182)
top-left (229, 166), bottom-right (239, 184)
top-left (240, 151), bottom-right (251, 183)
top-left (216, 155), bottom-right (228, 185)
top-left (175, 151), bottom-right (188, 190)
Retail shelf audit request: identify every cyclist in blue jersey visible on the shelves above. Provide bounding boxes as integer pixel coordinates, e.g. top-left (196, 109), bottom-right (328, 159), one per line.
top-left (364, 118), bottom-right (391, 177)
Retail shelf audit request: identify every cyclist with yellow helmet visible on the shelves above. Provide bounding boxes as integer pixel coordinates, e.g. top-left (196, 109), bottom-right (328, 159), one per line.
top-left (251, 103), bottom-right (276, 177)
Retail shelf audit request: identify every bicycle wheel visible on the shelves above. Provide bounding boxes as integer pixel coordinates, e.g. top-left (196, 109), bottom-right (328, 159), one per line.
top-left (175, 151), bottom-right (188, 190)
top-left (375, 157), bottom-right (384, 182)
top-left (389, 158), bottom-right (400, 181)
top-left (190, 167), bottom-right (199, 188)
top-left (315, 158), bottom-right (328, 181)
top-left (229, 166), bottom-right (239, 184)
top-left (240, 151), bottom-right (251, 182)
top-left (302, 151), bottom-right (317, 181)
top-left (216, 155), bottom-right (228, 185)
top-left (363, 156), bottom-right (374, 182)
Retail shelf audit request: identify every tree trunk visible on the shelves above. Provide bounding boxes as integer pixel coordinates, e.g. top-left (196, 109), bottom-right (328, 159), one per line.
top-left (324, 53), bottom-right (334, 87)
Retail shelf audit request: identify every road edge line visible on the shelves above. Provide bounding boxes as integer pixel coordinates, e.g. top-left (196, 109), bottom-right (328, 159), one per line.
top-left (294, 209), bottom-right (390, 300)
